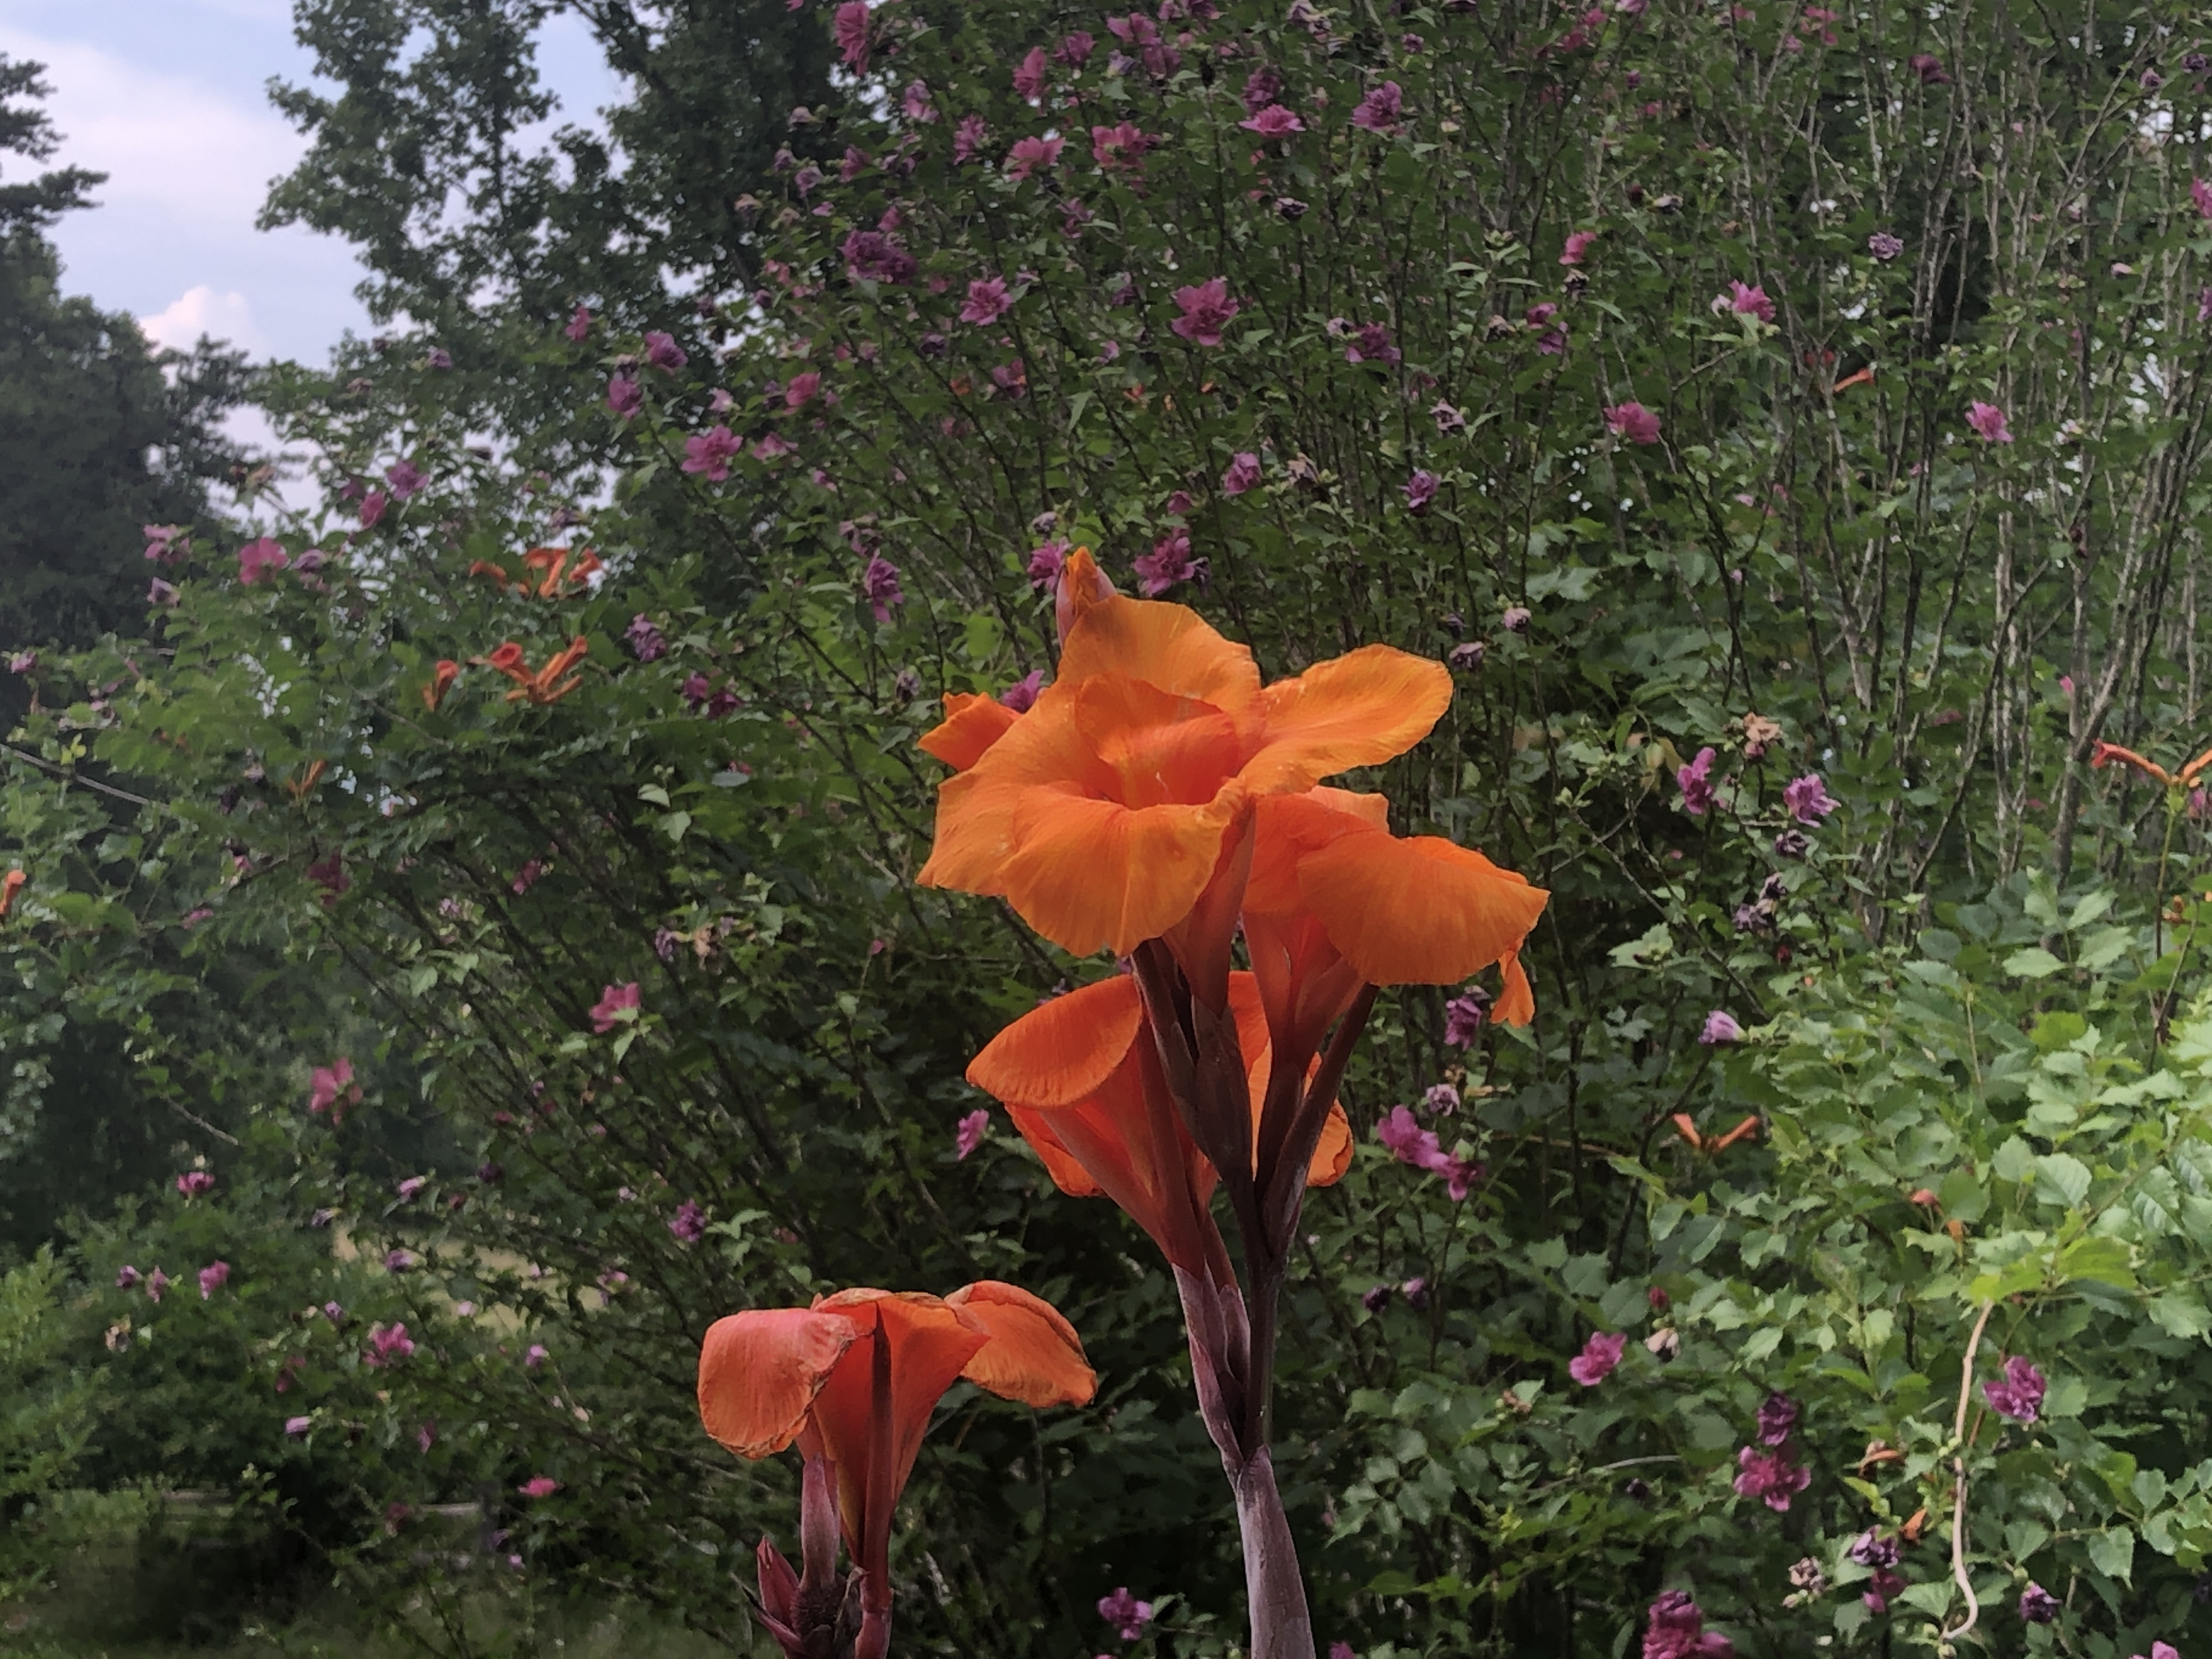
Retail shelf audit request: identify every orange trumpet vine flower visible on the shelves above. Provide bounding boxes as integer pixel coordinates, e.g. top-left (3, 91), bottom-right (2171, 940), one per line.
top-left (477, 637), bottom-right (590, 705)
top-left (421, 659), bottom-right (460, 712)
top-left (697, 1282), bottom-right (1094, 1659)
top-left (2090, 738), bottom-right (2212, 790)
top-left (0, 868), bottom-right (24, 919)
top-left (520, 546), bottom-right (603, 598)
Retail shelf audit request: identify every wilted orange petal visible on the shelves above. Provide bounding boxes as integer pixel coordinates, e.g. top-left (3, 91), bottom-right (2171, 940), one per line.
top-left (944, 1281), bottom-right (1097, 1408)
top-left (1299, 832), bottom-right (1550, 986)
top-left (1239, 646), bottom-right (1453, 795)
top-left (1056, 585), bottom-right (1262, 711)
top-left (967, 977), bottom-right (1145, 1108)
top-left (1495, 951), bottom-right (1536, 1026)
top-left (920, 693), bottom-right (1022, 771)
top-left (696, 1306), bottom-right (861, 1459)
top-left (1001, 786), bottom-right (1246, 958)
top-left (1006, 1105), bottom-right (1106, 1196)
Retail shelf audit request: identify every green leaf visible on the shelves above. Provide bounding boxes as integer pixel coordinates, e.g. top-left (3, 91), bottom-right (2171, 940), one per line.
top-left (2055, 1235), bottom-right (2134, 1289)
top-left (2087, 1527), bottom-right (2135, 1583)
top-left (2033, 1153), bottom-right (2091, 1207)
top-left (2005, 947), bottom-right (2066, 979)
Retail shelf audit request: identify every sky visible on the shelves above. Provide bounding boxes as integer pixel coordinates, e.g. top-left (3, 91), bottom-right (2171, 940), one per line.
top-left (0, 0), bottom-right (620, 369)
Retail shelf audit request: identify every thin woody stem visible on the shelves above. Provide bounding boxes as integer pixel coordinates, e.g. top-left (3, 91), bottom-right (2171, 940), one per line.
top-left (1938, 1301), bottom-right (1996, 1651)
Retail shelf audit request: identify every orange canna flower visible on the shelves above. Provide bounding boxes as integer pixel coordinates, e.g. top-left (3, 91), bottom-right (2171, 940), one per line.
top-left (421, 659), bottom-right (460, 712)
top-left (698, 1282), bottom-right (1093, 1659)
top-left (476, 637), bottom-right (590, 704)
top-left (0, 868), bottom-right (24, 919)
top-left (919, 547), bottom-right (1503, 961)
top-left (966, 972), bottom-right (1352, 1273)
top-left (918, 692), bottom-right (1023, 771)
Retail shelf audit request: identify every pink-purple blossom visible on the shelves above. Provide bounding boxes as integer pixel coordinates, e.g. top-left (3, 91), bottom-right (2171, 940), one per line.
top-left (1724, 280), bottom-right (1774, 322)
top-left (1013, 46), bottom-right (1048, 101)
top-left (1606, 401), bottom-right (1662, 444)
top-left (644, 331), bottom-right (688, 371)
top-left (1756, 1391), bottom-right (1799, 1445)
top-left (1733, 1443), bottom-right (1808, 1510)
top-left (176, 1170), bottom-right (215, 1199)
top-left (606, 373), bottom-right (644, 419)
top-left (565, 304), bottom-right (592, 342)
top-left (863, 554), bottom-right (905, 622)
top-left (1561, 229), bottom-right (1599, 266)
top-left (627, 614), bottom-right (668, 662)
top-left (1171, 277), bottom-right (1240, 346)
top-left (1967, 400), bottom-right (2013, 443)
top-left (1982, 1355), bottom-right (2046, 1423)
top-left (785, 370), bottom-right (822, 411)
top-left (1221, 452), bottom-right (1262, 495)
top-left (2018, 1583), bottom-right (2060, 1623)
top-left (1677, 746), bottom-right (1718, 814)
top-left (1057, 31), bottom-right (1096, 66)
top-left (1403, 470), bottom-right (1438, 514)
top-left (954, 114), bottom-right (991, 163)
top-left (956, 1108), bottom-right (990, 1160)
top-left (1344, 320), bottom-right (1400, 365)
top-left (520, 1476), bottom-right (561, 1499)
top-left (198, 1261), bottom-right (230, 1300)
top-left (1700, 1010), bottom-right (1744, 1046)
top-left (590, 981), bottom-right (642, 1034)
top-left (668, 1200), bottom-right (706, 1243)
top-left (1350, 80), bottom-right (1403, 132)
top-left (1027, 541), bottom-right (1068, 590)
top-left (1869, 230), bottom-right (1904, 259)
top-left (1091, 122), bottom-right (1156, 172)
top-left (146, 1268), bottom-right (169, 1303)
top-left (1098, 1588), bottom-right (1154, 1641)
top-left (309, 1057), bottom-right (359, 1120)
top-left (1134, 529), bottom-right (1197, 595)
top-left (1782, 773), bottom-right (1837, 824)
top-left (842, 228), bottom-right (916, 285)
top-left (386, 458), bottom-right (428, 499)
top-left (1569, 1330), bottom-right (1627, 1385)
top-left (834, 0), bottom-right (870, 70)
top-left (1444, 988), bottom-right (1491, 1046)
top-left (1000, 670), bottom-right (1045, 713)
top-left (682, 426), bottom-right (743, 481)
top-left (238, 538), bottom-right (290, 585)
top-left (1643, 1591), bottom-right (1734, 1658)
top-left (285, 1415), bottom-right (312, 1437)
top-left (962, 276), bottom-right (1014, 325)
top-left (1005, 134), bottom-right (1064, 182)
top-left (366, 1323), bottom-right (415, 1366)
top-left (1240, 103), bottom-right (1305, 138)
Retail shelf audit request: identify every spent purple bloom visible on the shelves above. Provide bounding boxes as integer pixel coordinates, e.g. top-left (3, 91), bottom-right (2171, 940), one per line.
top-left (2018, 1583), bottom-right (2061, 1624)
top-left (625, 614), bottom-right (668, 663)
top-left (1677, 746), bottom-right (1718, 814)
top-left (1403, 470), bottom-right (1439, 514)
top-left (644, 331), bottom-right (689, 372)
top-left (1350, 80), bottom-right (1403, 132)
top-left (1967, 400), bottom-right (2013, 443)
top-left (1983, 1355), bottom-right (2046, 1423)
top-left (1869, 230), bottom-right (1904, 260)
top-left (1755, 1392), bottom-right (1799, 1446)
top-left (1444, 988), bottom-right (1491, 1046)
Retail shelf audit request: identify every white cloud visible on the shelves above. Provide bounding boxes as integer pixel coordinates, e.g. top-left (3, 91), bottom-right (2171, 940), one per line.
top-left (141, 284), bottom-right (262, 354)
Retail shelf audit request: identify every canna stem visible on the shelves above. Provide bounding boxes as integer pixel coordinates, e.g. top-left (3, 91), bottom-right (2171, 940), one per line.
top-left (1232, 1446), bottom-right (1316, 1659)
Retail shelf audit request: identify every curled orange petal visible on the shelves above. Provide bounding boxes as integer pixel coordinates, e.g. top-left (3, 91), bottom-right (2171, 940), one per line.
top-left (422, 659), bottom-right (460, 712)
top-left (919, 692), bottom-right (1022, 771)
top-left (1297, 831), bottom-right (1550, 986)
top-left (944, 1281), bottom-right (1097, 1408)
top-left (967, 977), bottom-right (1145, 1107)
top-left (998, 786), bottom-right (1247, 959)
top-left (1494, 951), bottom-right (1536, 1027)
top-left (0, 868), bottom-right (24, 919)
top-left (696, 1306), bottom-right (861, 1459)
top-left (1239, 645), bottom-right (1453, 794)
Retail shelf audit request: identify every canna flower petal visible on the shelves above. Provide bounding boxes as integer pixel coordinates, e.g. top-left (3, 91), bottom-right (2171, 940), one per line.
top-left (1237, 645), bottom-right (1453, 794)
top-left (696, 1307), bottom-right (864, 1458)
top-left (943, 1280), bottom-right (1097, 1408)
top-left (1055, 577), bottom-right (1263, 710)
top-left (1298, 831), bottom-right (1549, 990)
top-left (967, 977), bottom-right (1145, 1107)
top-left (919, 692), bottom-right (1022, 770)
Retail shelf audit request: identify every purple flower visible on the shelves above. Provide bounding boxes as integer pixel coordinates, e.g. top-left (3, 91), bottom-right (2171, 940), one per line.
top-left (526, 1344), bottom-right (548, 1368)
top-left (1569, 1331), bottom-right (1627, 1386)
top-left (961, 276), bottom-right (1014, 325)
top-left (1350, 80), bottom-right (1403, 132)
top-left (1561, 229), bottom-right (1599, 266)
top-left (176, 1170), bottom-right (215, 1199)
top-left (1423, 1082), bottom-right (1459, 1115)
top-left (1868, 230), bottom-right (1904, 259)
top-left (1027, 541), bottom-right (1068, 591)
top-left (1005, 134), bottom-right (1064, 182)
top-left (198, 1261), bottom-right (231, 1300)
top-left (902, 80), bottom-right (936, 122)
top-left (146, 1268), bottom-right (169, 1304)
top-left (1849, 1530), bottom-right (1899, 1568)
top-left (285, 1415), bottom-right (312, 1437)
top-left (668, 1200), bottom-right (706, 1243)
top-left (6, 648), bottom-right (35, 673)
top-left (1725, 280), bottom-right (1775, 323)
top-left (565, 304), bottom-right (592, 342)
top-left (1501, 606), bottom-right (1531, 633)
top-left (1733, 1443), bottom-right (1809, 1511)
top-left (1909, 52), bottom-right (1951, 83)
top-left (1677, 745), bottom-right (1718, 814)
top-left (396, 1175), bottom-right (427, 1201)
top-left (862, 554), bottom-right (905, 622)
top-left (682, 425), bottom-right (743, 481)
top-left (1000, 670), bottom-right (1045, 713)
top-left (1133, 529), bottom-right (1197, 595)
top-left (1863, 1569), bottom-right (1906, 1613)
top-left (1345, 321), bottom-right (1400, 364)
top-left (956, 1108), bottom-right (990, 1160)
top-left (386, 458), bottom-right (428, 500)
top-left (1013, 46), bottom-right (1048, 101)
top-left (953, 113), bottom-right (990, 163)
top-left (1755, 1392), bottom-right (1798, 1446)
top-left (606, 373), bottom-right (644, 419)
top-left (238, 538), bottom-right (290, 586)
top-left (360, 488), bottom-right (390, 528)
top-left (1782, 773), bottom-right (1838, 824)
top-left (116, 1265), bottom-right (140, 1290)
top-left (1221, 452), bottom-right (1262, 495)
top-left (1700, 1010), bottom-right (1743, 1046)
top-left (1361, 1284), bottom-right (1391, 1313)
top-left (842, 228), bottom-right (916, 285)
top-left (625, 614), bottom-right (668, 663)
top-left (1375, 1105), bottom-right (1442, 1169)
top-left (834, 0), bottom-right (870, 70)
top-left (1606, 401), bottom-right (1663, 444)
top-left (1098, 1588), bottom-right (1154, 1641)
top-left (385, 1249), bottom-right (415, 1272)
top-left (1240, 103), bottom-right (1305, 138)
top-left (1967, 400), bottom-right (2013, 443)
top-left (644, 331), bottom-right (689, 372)
top-left (1091, 121), bottom-right (1156, 172)
top-left (367, 1323), bottom-right (415, 1366)
top-left (785, 370), bottom-right (822, 410)
top-left (1444, 988), bottom-right (1491, 1047)
top-left (143, 523), bottom-right (188, 563)
top-left (1637, 1593), bottom-right (1734, 1654)
top-left (2018, 1582), bottom-right (2060, 1624)
top-left (1983, 1355), bottom-right (2046, 1423)
top-left (1171, 276), bottom-right (1240, 346)
top-left (425, 347), bottom-right (453, 369)
top-left (1774, 828), bottom-right (1811, 859)
top-left (1056, 31), bottom-right (1096, 65)
top-left (1403, 470), bottom-right (1438, 514)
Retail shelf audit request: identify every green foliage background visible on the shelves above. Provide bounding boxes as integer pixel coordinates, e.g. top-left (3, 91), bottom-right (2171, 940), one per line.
top-left (10, 0), bottom-right (2212, 1654)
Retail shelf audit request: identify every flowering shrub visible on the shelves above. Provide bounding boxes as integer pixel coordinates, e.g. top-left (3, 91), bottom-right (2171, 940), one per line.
top-left (7, 0), bottom-right (2212, 1651)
